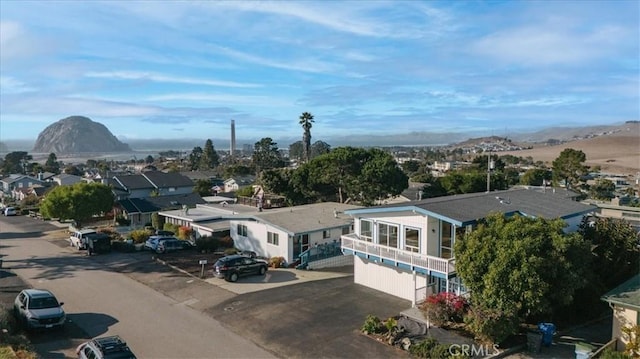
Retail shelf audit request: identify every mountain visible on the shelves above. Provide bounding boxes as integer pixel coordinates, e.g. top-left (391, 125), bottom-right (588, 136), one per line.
top-left (32, 116), bottom-right (131, 154)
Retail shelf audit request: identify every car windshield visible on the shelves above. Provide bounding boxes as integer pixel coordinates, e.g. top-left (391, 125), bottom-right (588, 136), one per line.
top-left (29, 296), bottom-right (59, 309)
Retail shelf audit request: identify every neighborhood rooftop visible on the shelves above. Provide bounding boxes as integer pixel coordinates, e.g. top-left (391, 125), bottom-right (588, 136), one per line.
top-left (346, 187), bottom-right (597, 226)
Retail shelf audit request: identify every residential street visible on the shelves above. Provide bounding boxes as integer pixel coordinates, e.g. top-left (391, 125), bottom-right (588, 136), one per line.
top-left (0, 215), bottom-right (411, 359)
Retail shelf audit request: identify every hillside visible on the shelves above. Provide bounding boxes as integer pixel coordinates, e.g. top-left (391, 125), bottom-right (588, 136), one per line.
top-left (32, 116), bottom-right (131, 154)
top-left (501, 122), bottom-right (639, 176)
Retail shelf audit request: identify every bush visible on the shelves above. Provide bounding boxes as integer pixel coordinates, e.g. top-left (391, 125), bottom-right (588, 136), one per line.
top-left (218, 235), bottom-right (234, 248)
top-left (163, 223), bottom-right (179, 234)
top-left (464, 304), bottom-right (519, 345)
top-left (0, 305), bottom-right (37, 358)
top-left (409, 337), bottom-right (438, 358)
top-left (361, 315), bottom-right (382, 335)
top-left (177, 226), bottom-right (192, 240)
top-left (600, 349), bottom-right (633, 359)
top-left (99, 228), bottom-right (123, 242)
top-left (195, 236), bottom-right (219, 253)
top-left (420, 292), bottom-right (468, 326)
top-left (269, 256), bottom-right (286, 268)
top-left (129, 229), bottom-right (152, 244)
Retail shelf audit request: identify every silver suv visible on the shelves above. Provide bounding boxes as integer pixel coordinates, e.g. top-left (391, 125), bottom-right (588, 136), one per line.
top-left (76, 335), bottom-right (137, 359)
top-left (13, 289), bottom-right (66, 330)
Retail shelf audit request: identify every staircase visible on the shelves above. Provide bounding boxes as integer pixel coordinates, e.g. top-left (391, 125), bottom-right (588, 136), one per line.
top-left (296, 241), bottom-right (345, 270)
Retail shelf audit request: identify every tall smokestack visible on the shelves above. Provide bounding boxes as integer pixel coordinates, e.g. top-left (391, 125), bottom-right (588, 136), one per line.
top-left (230, 119), bottom-right (236, 158)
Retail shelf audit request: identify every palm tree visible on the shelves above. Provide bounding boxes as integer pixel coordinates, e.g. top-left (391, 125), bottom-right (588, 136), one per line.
top-left (299, 112), bottom-right (314, 163)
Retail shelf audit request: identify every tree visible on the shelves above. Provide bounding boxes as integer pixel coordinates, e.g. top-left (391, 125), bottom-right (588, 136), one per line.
top-left (188, 146), bottom-right (203, 170)
top-left (455, 213), bottom-right (591, 326)
top-left (299, 112), bottom-right (314, 163)
top-left (289, 141), bottom-right (304, 163)
top-left (63, 165), bottom-right (82, 176)
top-left (579, 217), bottom-right (640, 289)
top-left (310, 140), bottom-right (331, 159)
top-left (589, 179), bottom-right (616, 200)
top-left (145, 155), bottom-right (154, 164)
top-left (552, 148), bottom-right (588, 189)
top-left (520, 168), bottom-right (552, 186)
top-left (44, 153), bottom-right (60, 174)
top-left (252, 138), bottom-right (284, 173)
top-left (296, 147), bottom-right (408, 205)
top-left (200, 139), bottom-right (220, 170)
top-left (401, 160), bottom-right (421, 174)
top-left (40, 182), bottom-right (114, 228)
top-left (1, 151), bottom-right (31, 174)
top-left (194, 179), bottom-right (213, 197)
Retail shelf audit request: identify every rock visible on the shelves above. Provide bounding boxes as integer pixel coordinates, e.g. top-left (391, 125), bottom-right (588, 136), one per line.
top-left (32, 116), bottom-right (131, 154)
top-left (400, 337), bottom-right (412, 351)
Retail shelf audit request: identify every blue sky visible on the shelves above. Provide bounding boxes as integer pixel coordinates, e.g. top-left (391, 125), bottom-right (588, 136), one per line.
top-left (1, 0), bottom-right (638, 143)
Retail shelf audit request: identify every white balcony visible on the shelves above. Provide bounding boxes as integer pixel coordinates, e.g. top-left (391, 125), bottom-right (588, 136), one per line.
top-left (340, 233), bottom-right (455, 278)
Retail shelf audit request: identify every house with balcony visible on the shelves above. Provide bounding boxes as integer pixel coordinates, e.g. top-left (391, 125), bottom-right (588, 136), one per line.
top-left (340, 187), bottom-right (597, 306)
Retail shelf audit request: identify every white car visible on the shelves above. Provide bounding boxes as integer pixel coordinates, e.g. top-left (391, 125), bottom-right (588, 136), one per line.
top-left (4, 207), bottom-right (17, 216)
top-left (69, 229), bottom-right (97, 250)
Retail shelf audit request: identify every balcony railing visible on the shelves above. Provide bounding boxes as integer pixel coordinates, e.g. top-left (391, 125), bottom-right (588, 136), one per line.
top-left (341, 233), bottom-right (455, 277)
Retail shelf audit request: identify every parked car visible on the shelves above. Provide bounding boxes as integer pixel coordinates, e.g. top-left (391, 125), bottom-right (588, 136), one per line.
top-left (70, 229), bottom-right (98, 250)
top-left (13, 289), bottom-right (65, 330)
top-left (143, 236), bottom-right (176, 251)
top-left (4, 207), bottom-right (17, 216)
top-left (76, 335), bottom-right (137, 359)
top-left (212, 254), bottom-right (268, 282)
top-left (155, 239), bottom-right (194, 254)
top-left (155, 230), bottom-right (175, 236)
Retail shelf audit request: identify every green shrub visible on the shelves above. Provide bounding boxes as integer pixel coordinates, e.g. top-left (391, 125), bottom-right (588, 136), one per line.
top-left (163, 222), bottom-right (179, 234)
top-left (195, 236), bottom-right (219, 253)
top-left (600, 349), bottom-right (633, 359)
top-left (409, 337), bottom-right (438, 358)
top-left (129, 229), bottom-right (152, 244)
top-left (361, 315), bottom-right (382, 335)
top-left (384, 317), bottom-right (397, 333)
top-left (99, 228), bottom-right (123, 242)
top-left (464, 304), bottom-right (519, 345)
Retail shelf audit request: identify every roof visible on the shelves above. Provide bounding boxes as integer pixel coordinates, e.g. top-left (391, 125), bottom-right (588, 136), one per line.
top-left (601, 274), bottom-right (640, 311)
top-left (113, 174), bottom-right (154, 190)
top-left (142, 171), bottom-right (194, 188)
top-left (345, 187), bottom-right (597, 226)
top-left (118, 193), bottom-right (206, 214)
top-left (251, 202), bottom-right (362, 235)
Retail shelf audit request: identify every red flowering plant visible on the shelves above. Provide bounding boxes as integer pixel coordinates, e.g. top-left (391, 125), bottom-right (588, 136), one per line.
top-left (420, 292), bottom-right (468, 326)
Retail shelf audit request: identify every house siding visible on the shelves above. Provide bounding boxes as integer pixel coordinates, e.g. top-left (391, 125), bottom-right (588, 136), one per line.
top-left (612, 306), bottom-right (639, 352)
top-left (354, 256), bottom-right (432, 303)
top-left (231, 220), bottom-right (289, 261)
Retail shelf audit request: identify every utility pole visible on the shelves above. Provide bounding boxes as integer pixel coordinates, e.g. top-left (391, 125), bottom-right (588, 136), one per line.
top-left (486, 150), bottom-right (492, 193)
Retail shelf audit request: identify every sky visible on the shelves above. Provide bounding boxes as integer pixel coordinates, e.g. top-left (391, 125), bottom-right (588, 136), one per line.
top-left (0, 0), bottom-right (638, 144)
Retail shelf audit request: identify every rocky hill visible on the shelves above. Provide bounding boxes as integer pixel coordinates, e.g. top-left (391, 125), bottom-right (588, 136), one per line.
top-left (32, 116), bottom-right (131, 154)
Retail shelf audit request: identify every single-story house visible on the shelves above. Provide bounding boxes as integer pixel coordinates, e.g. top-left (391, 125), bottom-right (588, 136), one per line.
top-left (340, 187), bottom-right (598, 305)
top-left (117, 193), bottom-right (206, 228)
top-left (601, 274), bottom-right (640, 354)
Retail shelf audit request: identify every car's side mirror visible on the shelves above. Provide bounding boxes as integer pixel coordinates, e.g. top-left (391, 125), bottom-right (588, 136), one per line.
top-left (59, 302), bottom-right (64, 306)
top-left (20, 305), bottom-right (26, 310)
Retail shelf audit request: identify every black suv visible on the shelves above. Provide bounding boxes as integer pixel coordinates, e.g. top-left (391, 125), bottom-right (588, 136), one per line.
top-left (212, 255), bottom-right (268, 282)
top-left (76, 335), bottom-right (137, 359)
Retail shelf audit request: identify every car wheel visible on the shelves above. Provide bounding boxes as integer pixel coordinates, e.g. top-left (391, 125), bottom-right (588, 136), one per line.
top-left (227, 272), bottom-right (239, 282)
top-left (259, 266), bottom-right (266, 275)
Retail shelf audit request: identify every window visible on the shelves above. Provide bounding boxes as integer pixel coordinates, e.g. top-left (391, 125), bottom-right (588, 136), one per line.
top-left (360, 220), bottom-right (373, 242)
top-left (237, 224), bottom-right (247, 237)
top-left (405, 227), bottom-right (420, 253)
top-left (267, 232), bottom-right (279, 245)
top-left (323, 230), bottom-right (330, 239)
top-left (83, 347), bottom-right (97, 359)
top-left (378, 223), bottom-right (398, 248)
top-left (169, 187), bottom-right (176, 192)
top-left (342, 226), bottom-right (350, 235)
top-left (441, 222), bottom-right (453, 259)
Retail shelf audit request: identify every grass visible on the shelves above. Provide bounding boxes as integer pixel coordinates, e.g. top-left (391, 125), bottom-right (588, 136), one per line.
top-left (0, 305), bottom-right (38, 359)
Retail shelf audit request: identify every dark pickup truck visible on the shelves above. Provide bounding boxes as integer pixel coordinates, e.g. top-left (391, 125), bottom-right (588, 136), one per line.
top-left (83, 233), bottom-right (112, 255)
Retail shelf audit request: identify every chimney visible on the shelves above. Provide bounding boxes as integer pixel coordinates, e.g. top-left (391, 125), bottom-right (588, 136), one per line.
top-left (230, 119), bottom-right (236, 159)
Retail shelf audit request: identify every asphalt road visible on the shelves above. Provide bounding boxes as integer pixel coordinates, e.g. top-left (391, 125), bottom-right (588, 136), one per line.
top-left (1, 214), bottom-right (412, 359)
top-left (0, 215), bottom-right (275, 359)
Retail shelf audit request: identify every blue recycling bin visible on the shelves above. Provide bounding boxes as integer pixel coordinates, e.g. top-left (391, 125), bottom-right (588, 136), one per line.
top-left (538, 322), bottom-right (556, 346)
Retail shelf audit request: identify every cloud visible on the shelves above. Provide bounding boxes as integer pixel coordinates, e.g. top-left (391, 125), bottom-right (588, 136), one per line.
top-left (85, 71), bottom-right (262, 88)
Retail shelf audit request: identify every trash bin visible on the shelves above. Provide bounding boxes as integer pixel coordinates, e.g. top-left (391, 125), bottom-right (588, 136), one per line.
top-left (538, 322), bottom-right (556, 347)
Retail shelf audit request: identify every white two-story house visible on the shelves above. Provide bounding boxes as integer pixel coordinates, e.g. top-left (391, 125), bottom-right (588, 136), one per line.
top-left (340, 187), bottom-right (597, 306)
